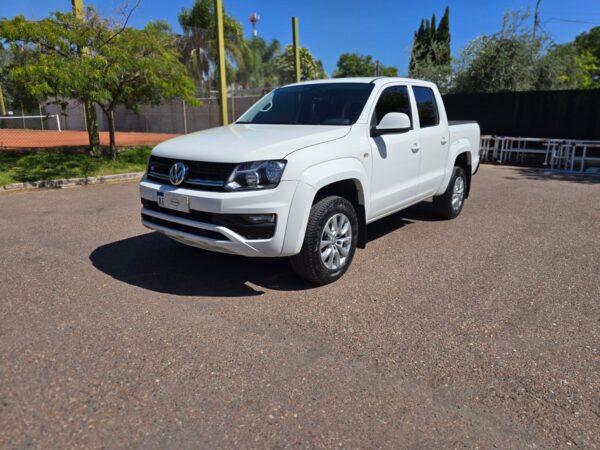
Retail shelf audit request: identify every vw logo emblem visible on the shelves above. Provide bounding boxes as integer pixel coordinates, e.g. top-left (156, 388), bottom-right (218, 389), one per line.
top-left (169, 162), bottom-right (187, 186)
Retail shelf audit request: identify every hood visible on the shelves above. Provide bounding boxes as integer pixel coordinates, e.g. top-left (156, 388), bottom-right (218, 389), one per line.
top-left (151, 124), bottom-right (351, 163)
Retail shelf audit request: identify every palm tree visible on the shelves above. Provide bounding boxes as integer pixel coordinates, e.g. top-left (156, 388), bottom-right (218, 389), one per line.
top-left (237, 37), bottom-right (281, 88)
top-left (178, 0), bottom-right (249, 95)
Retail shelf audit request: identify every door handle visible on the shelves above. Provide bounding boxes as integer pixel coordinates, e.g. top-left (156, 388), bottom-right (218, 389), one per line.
top-left (441, 136), bottom-right (448, 145)
top-left (411, 143), bottom-right (420, 153)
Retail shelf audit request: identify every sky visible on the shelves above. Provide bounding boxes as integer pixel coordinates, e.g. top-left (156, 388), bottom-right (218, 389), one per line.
top-left (2, 0), bottom-right (599, 74)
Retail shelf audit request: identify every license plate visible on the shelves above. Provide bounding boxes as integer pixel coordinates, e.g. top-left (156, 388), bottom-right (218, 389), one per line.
top-left (156, 191), bottom-right (190, 213)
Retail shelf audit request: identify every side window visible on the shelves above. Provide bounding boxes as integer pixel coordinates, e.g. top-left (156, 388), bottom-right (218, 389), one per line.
top-left (412, 86), bottom-right (439, 128)
top-left (372, 86), bottom-right (412, 127)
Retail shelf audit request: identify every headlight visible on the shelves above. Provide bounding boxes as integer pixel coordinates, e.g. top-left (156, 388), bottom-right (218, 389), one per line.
top-left (225, 160), bottom-right (286, 191)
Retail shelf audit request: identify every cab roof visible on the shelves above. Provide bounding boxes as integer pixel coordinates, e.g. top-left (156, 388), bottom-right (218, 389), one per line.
top-left (284, 77), bottom-right (437, 88)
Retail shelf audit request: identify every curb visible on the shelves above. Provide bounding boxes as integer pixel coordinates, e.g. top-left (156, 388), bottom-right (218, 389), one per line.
top-left (1, 172), bottom-right (145, 192)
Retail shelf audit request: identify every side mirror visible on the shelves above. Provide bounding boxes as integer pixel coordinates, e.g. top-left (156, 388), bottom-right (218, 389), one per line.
top-left (371, 112), bottom-right (411, 136)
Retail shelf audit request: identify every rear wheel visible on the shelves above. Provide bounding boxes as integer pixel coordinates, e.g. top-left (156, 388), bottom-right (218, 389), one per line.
top-left (433, 166), bottom-right (467, 219)
top-left (290, 196), bottom-right (358, 285)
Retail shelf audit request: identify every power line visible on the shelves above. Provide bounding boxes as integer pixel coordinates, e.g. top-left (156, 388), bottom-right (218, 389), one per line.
top-left (544, 18), bottom-right (600, 25)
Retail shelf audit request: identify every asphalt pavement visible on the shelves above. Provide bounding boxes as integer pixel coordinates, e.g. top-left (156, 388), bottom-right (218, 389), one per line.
top-left (1, 165), bottom-right (599, 448)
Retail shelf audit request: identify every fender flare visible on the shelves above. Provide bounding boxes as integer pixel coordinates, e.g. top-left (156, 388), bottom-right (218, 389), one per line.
top-left (436, 139), bottom-right (473, 196)
top-left (301, 158), bottom-right (369, 204)
top-left (281, 158), bottom-right (370, 255)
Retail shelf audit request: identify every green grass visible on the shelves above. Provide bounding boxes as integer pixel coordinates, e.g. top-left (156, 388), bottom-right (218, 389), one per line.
top-left (0, 147), bottom-right (152, 186)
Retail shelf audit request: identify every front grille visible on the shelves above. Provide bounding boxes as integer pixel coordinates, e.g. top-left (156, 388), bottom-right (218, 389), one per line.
top-left (141, 213), bottom-right (228, 240)
top-left (147, 155), bottom-right (237, 191)
top-left (142, 199), bottom-right (276, 240)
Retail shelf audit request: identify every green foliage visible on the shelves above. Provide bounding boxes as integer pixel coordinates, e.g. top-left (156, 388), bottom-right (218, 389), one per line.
top-left (0, 10), bottom-right (197, 154)
top-left (0, 146), bottom-right (151, 186)
top-left (452, 13), bottom-right (598, 93)
top-left (436, 6), bottom-right (451, 64)
top-left (273, 45), bottom-right (326, 84)
top-left (178, 0), bottom-right (249, 92)
top-left (573, 26), bottom-right (600, 88)
top-left (409, 7), bottom-right (452, 92)
top-left (237, 37), bottom-right (281, 88)
top-left (535, 43), bottom-right (584, 90)
top-left (333, 53), bottom-right (398, 78)
top-left (452, 18), bottom-right (538, 93)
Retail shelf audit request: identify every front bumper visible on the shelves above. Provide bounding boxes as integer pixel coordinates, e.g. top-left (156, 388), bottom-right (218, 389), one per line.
top-left (139, 177), bottom-right (313, 257)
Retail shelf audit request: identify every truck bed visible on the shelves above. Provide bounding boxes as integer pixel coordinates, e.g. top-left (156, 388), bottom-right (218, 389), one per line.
top-left (449, 121), bottom-right (481, 173)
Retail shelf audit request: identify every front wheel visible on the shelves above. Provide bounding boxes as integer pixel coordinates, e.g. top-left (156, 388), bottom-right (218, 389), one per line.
top-left (433, 166), bottom-right (467, 219)
top-left (290, 196), bottom-right (358, 285)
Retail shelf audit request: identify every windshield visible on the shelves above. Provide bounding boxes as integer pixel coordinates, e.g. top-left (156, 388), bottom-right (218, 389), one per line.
top-left (237, 83), bottom-right (374, 126)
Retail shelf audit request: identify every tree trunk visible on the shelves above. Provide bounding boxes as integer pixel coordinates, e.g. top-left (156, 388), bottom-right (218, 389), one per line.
top-left (106, 109), bottom-right (117, 160)
top-left (85, 102), bottom-right (101, 155)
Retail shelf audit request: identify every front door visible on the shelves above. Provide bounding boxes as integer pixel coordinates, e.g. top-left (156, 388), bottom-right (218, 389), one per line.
top-left (368, 85), bottom-right (421, 218)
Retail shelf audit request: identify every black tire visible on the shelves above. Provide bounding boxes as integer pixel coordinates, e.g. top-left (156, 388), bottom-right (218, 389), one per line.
top-left (290, 196), bottom-right (359, 285)
top-left (433, 166), bottom-right (467, 219)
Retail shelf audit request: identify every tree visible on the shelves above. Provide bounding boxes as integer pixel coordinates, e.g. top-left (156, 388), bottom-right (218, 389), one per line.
top-left (573, 26), bottom-right (600, 88)
top-left (452, 11), bottom-right (539, 93)
top-left (535, 26), bottom-right (599, 90)
top-left (409, 7), bottom-right (452, 91)
top-left (535, 43), bottom-right (585, 90)
top-left (436, 6), bottom-right (451, 65)
top-left (236, 37), bottom-right (281, 88)
top-left (409, 40), bottom-right (452, 92)
top-left (272, 45), bottom-right (326, 84)
top-left (0, 45), bottom-right (12, 114)
top-left (178, 0), bottom-right (249, 93)
top-left (333, 53), bottom-right (398, 78)
top-left (0, 9), bottom-right (197, 157)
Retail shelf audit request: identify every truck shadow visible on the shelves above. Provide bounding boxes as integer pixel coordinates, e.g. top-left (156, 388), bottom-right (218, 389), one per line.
top-left (89, 232), bottom-right (312, 297)
top-left (366, 200), bottom-right (442, 243)
top-left (89, 202), bottom-right (439, 297)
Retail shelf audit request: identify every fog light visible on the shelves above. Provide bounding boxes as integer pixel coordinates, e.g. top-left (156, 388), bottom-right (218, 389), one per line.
top-left (242, 214), bottom-right (276, 224)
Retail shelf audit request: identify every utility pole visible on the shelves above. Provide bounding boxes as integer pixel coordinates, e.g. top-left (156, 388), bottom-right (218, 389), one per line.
top-left (0, 86), bottom-right (6, 116)
top-left (292, 17), bottom-right (301, 83)
top-left (71, 0), bottom-right (84, 18)
top-left (214, 0), bottom-right (228, 125)
top-left (533, 0), bottom-right (542, 41)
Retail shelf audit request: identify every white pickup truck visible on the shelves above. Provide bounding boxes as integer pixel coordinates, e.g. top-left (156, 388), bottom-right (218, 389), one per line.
top-left (140, 77), bottom-right (480, 284)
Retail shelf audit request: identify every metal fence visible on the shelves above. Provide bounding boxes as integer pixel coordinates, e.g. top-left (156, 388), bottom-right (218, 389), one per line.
top-left (0, 94), bottom-right (262, 150)
top-left (480, 135), bottom-right (600, 173)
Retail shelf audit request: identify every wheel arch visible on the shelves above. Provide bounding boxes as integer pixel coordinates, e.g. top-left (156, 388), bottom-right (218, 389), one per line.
top-left (454, 152), bottom-right (472, 198)
top-left (437, 139), bottom-right (474, 198)
top-left (312, 178), bottom-right (367, 249)
top-left (282, 159), bottom-right (369, 255)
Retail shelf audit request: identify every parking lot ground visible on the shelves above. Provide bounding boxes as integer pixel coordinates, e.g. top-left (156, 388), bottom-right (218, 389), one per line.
top-left (1, 165), bottom-right (599, 448)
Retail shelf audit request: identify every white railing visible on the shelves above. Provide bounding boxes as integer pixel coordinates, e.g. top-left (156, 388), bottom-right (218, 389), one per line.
top-left (480, 135), bottom-right (600, 173)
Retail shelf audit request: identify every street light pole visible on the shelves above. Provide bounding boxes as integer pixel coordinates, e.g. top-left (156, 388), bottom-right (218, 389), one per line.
top-left (533, 0), bottom-right (542, 41)
top-left (214, 0), bottom-right (228, 125)
top-left (71, 0), bottom-right (84, 18)
top-left (0, 86), bottom-right (6, 116)
top-left (292, 17), bottom-right (300, 83)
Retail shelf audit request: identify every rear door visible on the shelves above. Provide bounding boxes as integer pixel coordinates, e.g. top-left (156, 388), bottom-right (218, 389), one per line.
top-left (368, 84), bottom-right (422, 218)
top-left (412, 85), bottom-right (448, 196)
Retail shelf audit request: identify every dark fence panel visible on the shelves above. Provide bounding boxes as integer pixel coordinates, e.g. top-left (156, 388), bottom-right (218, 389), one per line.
top-left (442, 90), bottom-right (600, 140)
